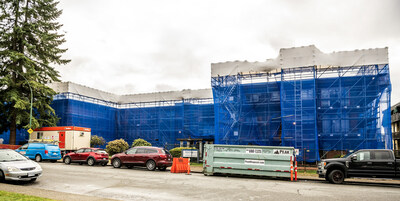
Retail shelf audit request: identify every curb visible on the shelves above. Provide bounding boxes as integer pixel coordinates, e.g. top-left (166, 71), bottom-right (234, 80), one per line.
top-left (188, 171), bottom-right (400, 185)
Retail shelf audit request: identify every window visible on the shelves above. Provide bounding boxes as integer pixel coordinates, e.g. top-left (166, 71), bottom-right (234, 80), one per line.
top-left (95, 149), bottom-right (108, 154)
top-left (145, 149), bottom-right (158, 154)
top-left (374, 151), bottom-right (391, 160)
top-left (136, 148), bottom-right (146, 154)
top-left (76, 149), bottom-right (85, 153)
top-left (84, 149), bottom-right (92, 152)
top-left (20, 144), bottom-right (28, 150)
top-left (126, 148), bottom-right (137, 154)
top-left (356, 151), bottom-right (371, 161)
top-left (161, 149), bottom-right (171, 155)
top-left (37, 132), bottom-right (43, 139)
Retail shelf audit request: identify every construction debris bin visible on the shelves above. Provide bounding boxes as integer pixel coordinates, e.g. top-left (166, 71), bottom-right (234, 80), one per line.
top-left (203, 144), bottom-right (296, 179)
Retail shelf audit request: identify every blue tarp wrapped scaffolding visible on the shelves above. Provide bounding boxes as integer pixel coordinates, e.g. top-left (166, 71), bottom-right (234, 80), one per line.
top-left (211, 64), bottom-right (391, 162)
top-left (51, 92), bottom-right (214, 148)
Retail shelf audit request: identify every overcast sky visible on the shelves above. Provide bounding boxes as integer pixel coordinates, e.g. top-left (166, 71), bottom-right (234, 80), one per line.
top-left (56, 0), bottom-right (400, 105)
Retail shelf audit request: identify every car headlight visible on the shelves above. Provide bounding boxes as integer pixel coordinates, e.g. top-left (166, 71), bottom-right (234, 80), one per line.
top-left (35, 165), bottom-right (42, 171)
top-left (7, 166), bottom-right (21, 172)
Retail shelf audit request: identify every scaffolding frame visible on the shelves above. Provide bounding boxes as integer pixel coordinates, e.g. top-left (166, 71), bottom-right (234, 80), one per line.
top-left (211, 64), bottom-right (392, 162)
top-left (51, 93), bottom-right (214, 148)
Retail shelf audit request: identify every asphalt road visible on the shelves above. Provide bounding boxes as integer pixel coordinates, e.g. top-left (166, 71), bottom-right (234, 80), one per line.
top-left (2, 162), bottom-right (400, 201)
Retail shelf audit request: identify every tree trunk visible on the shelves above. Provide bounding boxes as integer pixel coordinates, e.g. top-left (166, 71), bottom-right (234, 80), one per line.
top-left (9, 113), bottom-right (17, 145)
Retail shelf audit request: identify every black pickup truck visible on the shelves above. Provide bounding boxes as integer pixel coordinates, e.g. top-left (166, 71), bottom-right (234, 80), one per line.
top-left (318, 149), bottom-right (400, 184)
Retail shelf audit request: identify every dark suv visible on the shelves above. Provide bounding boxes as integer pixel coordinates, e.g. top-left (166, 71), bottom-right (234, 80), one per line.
top-left (111, 146), bottom-right (172, 171)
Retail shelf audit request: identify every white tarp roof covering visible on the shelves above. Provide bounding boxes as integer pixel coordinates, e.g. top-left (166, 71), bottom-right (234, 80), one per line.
top-left (48, 82), bottom-right (213, 104)
top-left (211, 45), bottom-right (389, 77)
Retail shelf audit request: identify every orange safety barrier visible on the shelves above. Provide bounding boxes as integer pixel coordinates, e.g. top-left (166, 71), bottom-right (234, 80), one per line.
top-left (290, 156), bottom-right (293, 181)
top-left (295, 160), bottom-right (298, 181)
top-left (170, 157), bottom-right (190, 173)
top-left (186, 159), bottom-right (191, 175)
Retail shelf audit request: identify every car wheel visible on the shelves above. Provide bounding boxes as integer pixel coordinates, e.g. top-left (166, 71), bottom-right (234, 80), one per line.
top-left (112, 158), bottom-right (121, 168)
top-left (0, 170), bottom-right (5, 182)
top-left (35, 155), bottom-right (42, 162)
top-left (328, 169), bottom-right (344, 184)
top-left (146, 160), bottom-right (156, 171)
top-left (50, 160), bottom-right (57, 163)
top-left (158, 166), bottom-right (167, 171)
top-left (64, 157), bottom-right (71, 164)
top-left (87, 158), bottom-right (95, 166)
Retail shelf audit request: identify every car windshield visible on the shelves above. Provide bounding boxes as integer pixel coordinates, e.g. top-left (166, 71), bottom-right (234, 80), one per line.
top-left (342, 152), bottom-right (355, 158)
top-left (95, 150), bottom-right (107, 154)
top-left (46, 145), bottom-right (60, 150)
top-left (0, 150), bottom-right (27, 162)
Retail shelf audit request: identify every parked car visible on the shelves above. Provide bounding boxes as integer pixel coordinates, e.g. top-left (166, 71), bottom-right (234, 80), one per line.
top-left (318, 149), bottom-right (400, 184)
top-left (15, 143), bottom-right (62, 162)
top-left (63, 148), bottom-right (109, 166)
top-left (111, 146), bottom-right (172, 171)
top-left (0, 149), bottom-right (42, 182)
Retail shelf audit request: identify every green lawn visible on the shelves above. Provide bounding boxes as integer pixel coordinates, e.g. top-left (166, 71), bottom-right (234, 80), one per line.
top-left (297, 169), bottom-right (318, 177)
top-left (189, 162), bottom-right (203, 167)
top-left (0, 190), bottom-right (55, 201)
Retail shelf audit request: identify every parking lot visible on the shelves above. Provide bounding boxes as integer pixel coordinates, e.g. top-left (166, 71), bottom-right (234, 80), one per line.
top-left (0, 162), bottom-right (400, 200)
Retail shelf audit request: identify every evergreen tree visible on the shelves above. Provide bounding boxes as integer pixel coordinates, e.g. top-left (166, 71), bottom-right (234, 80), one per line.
top-left (0, 0), bottom-right (69, 144)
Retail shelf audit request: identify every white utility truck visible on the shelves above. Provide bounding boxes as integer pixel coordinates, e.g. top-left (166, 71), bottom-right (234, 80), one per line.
top-left (30, 126), bottom-right (91, 155)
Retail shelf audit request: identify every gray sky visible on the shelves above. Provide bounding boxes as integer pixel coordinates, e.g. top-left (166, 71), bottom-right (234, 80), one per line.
top-left (56, 0), bottom-right (400, 104)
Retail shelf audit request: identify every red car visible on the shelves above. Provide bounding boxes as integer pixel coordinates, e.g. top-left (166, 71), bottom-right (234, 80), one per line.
top-left (111, 146), bottom-right (172, 171)
top-left (63, 148), bottom-right (109, 166)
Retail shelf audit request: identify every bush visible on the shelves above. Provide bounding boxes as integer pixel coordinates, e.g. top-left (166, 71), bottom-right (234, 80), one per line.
top-left (131, 138), bottom-right (152, 147)
top-left (169, 147), bottom-right (196, 158)
top-left (105, 139), bottom-right (129, 156)
top-left (90, 135), bottom-right (106, 147)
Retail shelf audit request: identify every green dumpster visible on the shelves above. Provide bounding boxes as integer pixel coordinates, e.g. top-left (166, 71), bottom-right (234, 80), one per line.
top-left (203, 144), bottom-right (295, 178)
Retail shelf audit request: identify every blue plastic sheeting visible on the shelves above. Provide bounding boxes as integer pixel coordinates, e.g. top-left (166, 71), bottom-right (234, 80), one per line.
top-left (51, 99), bottom-right (117, 143)
top-left (212, 75), bottom-right (282, 147)
top-left (0, 130), bottom-right (28, 145)
top-left (116, 102), bottom-right (214, 147)
top-left (212, 65), bottom-right (392, 162)
top-left (51, 97), bottom-right (214, 148)
top-left (281, 67), bottom-right (319, 161)
top-left (316, 65), bottom-right (392, 153)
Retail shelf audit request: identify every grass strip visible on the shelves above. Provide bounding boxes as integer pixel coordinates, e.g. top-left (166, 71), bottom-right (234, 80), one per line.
top-left (0, 190), bottom-right (56, 201)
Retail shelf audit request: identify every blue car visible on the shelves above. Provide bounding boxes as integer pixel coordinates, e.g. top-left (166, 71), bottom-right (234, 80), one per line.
top-left (16, 143), bottom-right (62, 162)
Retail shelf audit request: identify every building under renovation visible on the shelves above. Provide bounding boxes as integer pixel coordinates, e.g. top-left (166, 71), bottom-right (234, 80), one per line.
top-left (0, 45), bottom-right (392, 162)
top-left (49, 82), bottom-right (215, 149)
top-left (211, 45), bottom-right (392, 161)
